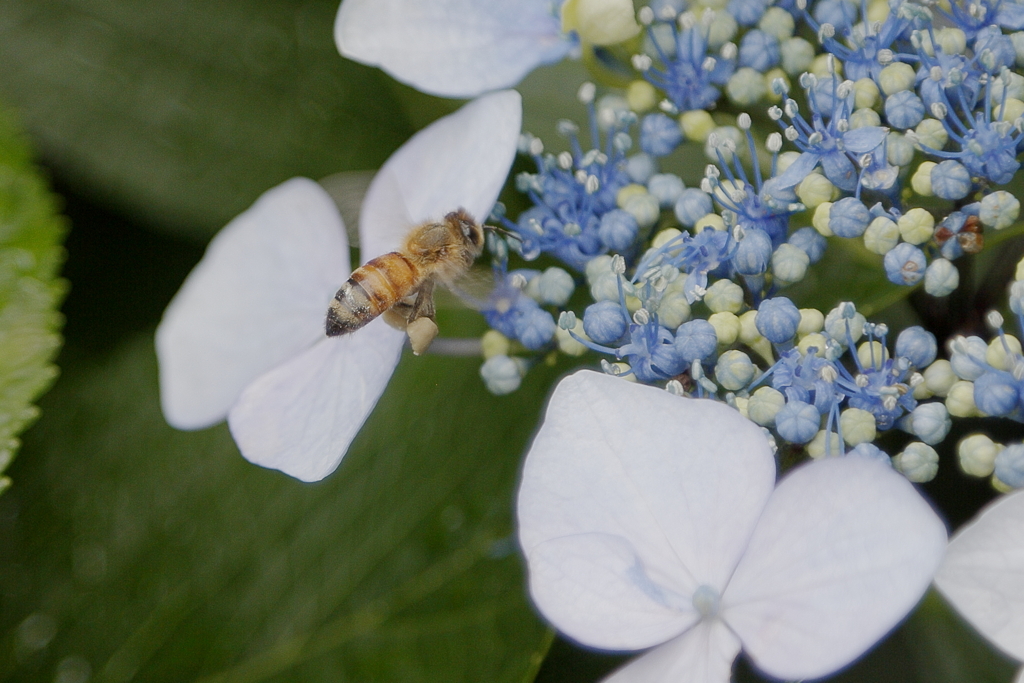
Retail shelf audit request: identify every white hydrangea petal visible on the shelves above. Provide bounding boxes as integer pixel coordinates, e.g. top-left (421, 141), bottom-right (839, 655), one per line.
top-left (359, 90), bottom-right (522, 259)
top-left (518, 370), bottom-right (776, 608)
top-left (335, 0), bottom-right (570, 98)
top-left (723, 457), bottom-right (947, 680)
top-left (525, 533), bottom-right (699, 650)
top-left (156, 178), bottom-right (349, 430)
top-left (601, 621), bottom-right (741, 683)
top-left (227, 319), bottom-right (404, 482)
top-left (934, 489), bottom-right (1024, 661)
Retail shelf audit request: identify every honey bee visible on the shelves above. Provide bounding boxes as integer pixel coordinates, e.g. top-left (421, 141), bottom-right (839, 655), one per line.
top-left (325, 209), bottom-right (486, 355)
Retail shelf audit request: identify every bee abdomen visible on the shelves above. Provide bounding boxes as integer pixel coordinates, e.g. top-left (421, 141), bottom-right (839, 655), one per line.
top-left (325, 253), bottom-right (418, 336)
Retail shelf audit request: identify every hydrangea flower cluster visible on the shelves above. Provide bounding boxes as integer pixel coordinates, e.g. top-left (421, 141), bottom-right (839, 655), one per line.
top-left (472, 0), bottom-right (1024, 494)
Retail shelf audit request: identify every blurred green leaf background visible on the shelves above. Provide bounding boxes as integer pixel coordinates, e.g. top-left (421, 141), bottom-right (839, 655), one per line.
top-left (0, 0), bottom-right (1020, 681)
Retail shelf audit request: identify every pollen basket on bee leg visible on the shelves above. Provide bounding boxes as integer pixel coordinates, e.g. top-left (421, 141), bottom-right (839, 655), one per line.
top-left (325, 253), bottom-right (420, 336)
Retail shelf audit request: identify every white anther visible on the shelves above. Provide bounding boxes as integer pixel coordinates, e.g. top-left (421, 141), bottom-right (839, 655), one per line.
top-left (633, 308), bottom-right (651, 325)
top-left (820, 365), bottom-right (838, 382)
top-left (659, 99), bottom-right (679, 114)
top-left (785, 126), bottom-right (799, 141)
top-left (930, 102), bottom-right (948, 119)
top-left (638, 6), bottom-right (655, 24)
top-left (768, 105), bottom-right (783, 121)
top-left (558, 151), bottom-right (573, 169)
top-left (702, 56), bottom-right (717, 72)
top-left (721, 43), bottom-right (738, 60)
top-left (877, 49), bottom-right (894, 65)
top-left (784, 98), bottom-right (799, 117)
top-left (585, 175), bottom-right (600, 194)
top-left (766, 132), bottom-right (783, 152)
top-left (632, 53), bottom-right (653, 71)
top-left (577, 82), bottom-right (597, 104)
top-left (818, 23), bottom-right (835, 41)
top-left (611, 254), bottom-right (627, 274)
top-left (666, 379), bottom-right (685, 395)
top-left (737, 112), bottom-right (752, 130)
top-left (987, 310), bottom-right (1005, 330)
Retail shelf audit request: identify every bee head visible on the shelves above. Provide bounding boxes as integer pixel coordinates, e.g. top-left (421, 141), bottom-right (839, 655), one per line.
top-left (446, 209), bottom-right (484, 248)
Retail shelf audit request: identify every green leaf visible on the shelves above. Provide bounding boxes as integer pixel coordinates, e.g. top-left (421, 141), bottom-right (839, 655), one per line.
top-left (785, 235), bottom-right (911, 317)
top-left (0, 104), bottom-right (66, 491)
top-left (0, 333), bottom-right (559, 682)
top-left (0, 0), bottom-right (417, 240)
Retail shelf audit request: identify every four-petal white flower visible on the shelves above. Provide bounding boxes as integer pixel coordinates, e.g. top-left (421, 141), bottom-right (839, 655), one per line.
top-left (335, 0), bottom-right (574, 98)
top-left (156, 90), bottom-right (522, 482)
top-left (934, 489), bottom-right (1024, 681)
top-left (517, 370), bottom-right (947, 683)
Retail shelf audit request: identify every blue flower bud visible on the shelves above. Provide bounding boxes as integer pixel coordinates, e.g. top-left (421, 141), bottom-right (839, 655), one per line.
top-left (847, 443), bottom-right (892, 466)
top-left (973, 370), bottom-right (1020, 417)
top-left (730, 0), bottom-right (771, 25)
top-left (640, 113), bottom-right (683, 157)
top-left (995, 444), bottom-right (1024, 488)
top-left (648, 173), bottom-right (686, 208)
top-left (480, 355), bottom-right (525, 395)
top-left (583, 301), bottom-right (628, 344)
top-left (598, 209), bottom-right (640, 251)
top-left (756, 297), bottom-right (801, 343)
top-left (739, 29), bottom-right (780, 72)
top-left (788, 227), bottom-right (827, 264)
top-left (626, 153), bottom-right (656, 184)
top-left (1011, 281), bottom-right (1024, 317)
top-left (909, 402), bottom-right (951, 445)
top-left (828, 197), bottom-right (871, 238)
top-left (814, 0), bottom-right (856, 28)
top-left (515, 306), bottom-right (556, 350)
top-left (931, 160), bottom-right (972, 200)
top-left (950, 336), bottom-right (989, 380)
top-left (674, 188), bottom-right (713, 227)
top-left (883, 242), bottom-right (926, 285)
top-left (895, 326), bottom-right (937, 368)
top-left (884, 91), bottom-right (925, 129)
top-left (775, 399), bottom-right (820, 444)
top-left (733, 227), bottom-right (773, 275)
top-left (536, 267), bottom-right (575, 307)
top-left (674, 319), bottom-right (718, 362)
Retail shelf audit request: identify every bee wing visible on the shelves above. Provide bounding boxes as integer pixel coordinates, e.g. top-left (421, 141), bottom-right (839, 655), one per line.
top-left (228, 318), bottom-right (405, 482)
top-left (438, 267), bottom-right (496, 311)
top-left (319, 170), bottom-right (375, 248)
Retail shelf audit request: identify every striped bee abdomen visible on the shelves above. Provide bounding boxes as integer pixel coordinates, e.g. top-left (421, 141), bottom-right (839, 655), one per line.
top-left (325, 252), bottom-right (420, 336)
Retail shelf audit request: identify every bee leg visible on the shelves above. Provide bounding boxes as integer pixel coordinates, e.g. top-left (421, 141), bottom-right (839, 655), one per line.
top-left (407, 279), bottom-right (436, 324)
top-left (406, 280), bottom-right (438, 355)
top-left (382, 304), bottom-right (412, 331)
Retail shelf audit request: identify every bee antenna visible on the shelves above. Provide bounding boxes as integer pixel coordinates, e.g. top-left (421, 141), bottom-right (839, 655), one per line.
top-left (485, 224), bottom-right (522, 243)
